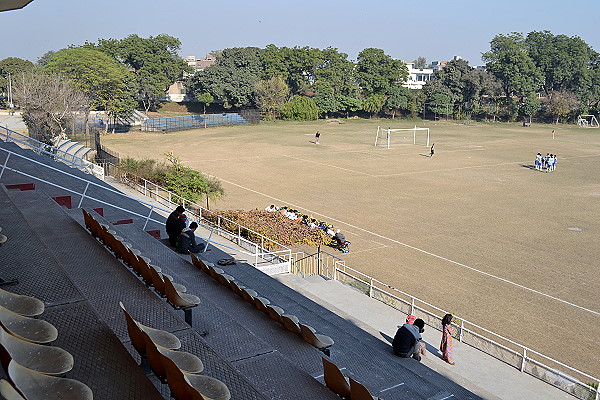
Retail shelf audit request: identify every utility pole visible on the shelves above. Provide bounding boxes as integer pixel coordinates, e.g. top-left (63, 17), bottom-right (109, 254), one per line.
top-left (7, 73), bottom-right (14, 109)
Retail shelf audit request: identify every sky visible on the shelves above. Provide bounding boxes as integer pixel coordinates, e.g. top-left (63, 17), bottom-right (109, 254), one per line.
top-left (1, 0), bottom-right (599, 67)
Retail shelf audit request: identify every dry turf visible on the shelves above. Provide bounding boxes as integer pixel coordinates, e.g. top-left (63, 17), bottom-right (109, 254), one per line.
top-left (103, 119), bottom-right (600, 378)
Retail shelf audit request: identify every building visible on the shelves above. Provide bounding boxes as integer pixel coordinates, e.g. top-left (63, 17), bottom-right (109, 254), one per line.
top-left (402, 62), bottom-right (434, 90)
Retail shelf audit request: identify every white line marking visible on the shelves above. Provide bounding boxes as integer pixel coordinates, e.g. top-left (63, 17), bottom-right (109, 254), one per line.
top-left (215, 176), bottom-right (600, 318)
top-left (379, 383), bottom-right (405, 393)
top-left (283, 155), bottom-right (376, 176)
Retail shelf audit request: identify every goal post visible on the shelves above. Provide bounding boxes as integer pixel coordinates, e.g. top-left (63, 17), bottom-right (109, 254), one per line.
top-left (374, 126), bottom-right (430, 149)
top-left (577, 114), bottom-right (599, 128)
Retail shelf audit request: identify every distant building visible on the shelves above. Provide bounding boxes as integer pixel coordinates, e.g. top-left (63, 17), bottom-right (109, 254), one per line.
top-left (165, 54), bottom-right (218, 102)
top-left (184, 54), bottom-right (217, 74)
top-left (402, 62), bottom-right (434, 90)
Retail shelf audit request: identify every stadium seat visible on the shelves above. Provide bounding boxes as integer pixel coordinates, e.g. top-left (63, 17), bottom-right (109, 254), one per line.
top-left (7, 360), bottom-right (93, 400)
top-left (0, 327), bottom-right (73, 375)
top-left (281, 315), bottom-right (302, 336)
top-left (299, 323), bottom-right (334, 356)
top-left (142, 328), bottom-right (203, 383)
top-left (162, 352), bottom-right (231, 400)
top-left (148, 265), bottom-right (186, 296)
top-left (349, 377), bottom-right (380, 400)
top-left (322, 357), bottom-right (351, 399)
top-left (0, 379), bottom-right (25, 400)
top-left (265, 305), bottom-right (285, 324)
top-left (241, 288), bottom-right (258, 304)
top-left (0, 234), bottom-right (6, 246)
top-left (0, 305), bottom-right (58, 344)
top-left (119, 302), bottom-right (181, 353)
top-left (163, 279), bottom-right (201, 326)
top-left (253, 296), bottom-right (271, 313)
top-left (0, 288), bottom-right (44, 317)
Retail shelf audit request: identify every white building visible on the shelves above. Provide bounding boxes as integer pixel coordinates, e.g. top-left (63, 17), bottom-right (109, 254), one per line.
top-left (402, 62), bottom-right (434, 90)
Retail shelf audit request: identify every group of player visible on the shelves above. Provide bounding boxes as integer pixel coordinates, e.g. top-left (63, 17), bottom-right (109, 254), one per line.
top-left (265, 205), bottom-right (337, 234)
top-left (535, 153), bottom-right (558, 172)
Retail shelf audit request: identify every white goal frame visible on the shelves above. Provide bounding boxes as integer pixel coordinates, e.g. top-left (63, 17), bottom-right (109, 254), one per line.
top-left (374, 125), bottom-right (430, 149)
top-left (577, 114), bottom-right (599, 128)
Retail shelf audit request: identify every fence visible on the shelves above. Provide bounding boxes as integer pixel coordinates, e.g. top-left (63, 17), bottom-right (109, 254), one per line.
top-left (108, 169), bottom-right (291, 272)
top-left (291, 251), bottom-right (599, 399)
top-left (0, 125), bottom-right (104, 179)
top-left (142, 110), bottom-right (261, 133)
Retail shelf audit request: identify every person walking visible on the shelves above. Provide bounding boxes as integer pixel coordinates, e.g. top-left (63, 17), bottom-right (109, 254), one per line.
top-left (315, 131), bottom-right (321, 145)
top-left (440, 314), bottom-right (455, 365)
top-left (429, 143), bottom-right (435, 157)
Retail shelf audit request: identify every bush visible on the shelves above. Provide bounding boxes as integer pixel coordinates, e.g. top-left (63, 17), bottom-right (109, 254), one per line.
top-left (203, 209), bottom-right (330, 249)
top-left (280, 96), bottom-right (319, 121)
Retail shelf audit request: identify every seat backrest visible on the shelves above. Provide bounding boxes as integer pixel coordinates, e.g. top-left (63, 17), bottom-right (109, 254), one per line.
top-left (148, 266), bottom-right (167, 295)
top-left (0, 379), bottom-right (26, 400)
top-left (164, 277), bottom-right (195, 308)
top-left (140, 328), bottom-right (168, 382)
top-left (281, 315), bottom-right (302, 336)
top-left (190, 254), bottom-right (209, 274)
top-left (322, 357), bottom-right (351, 399)
top-left (0, 304), bottom-right (57, 344)
top-left (118, 302), bottom-right (147, 357)
top-left (349, 377), bottom-right (376, 400)
top-left (161, 350), bottom-right (197, 400)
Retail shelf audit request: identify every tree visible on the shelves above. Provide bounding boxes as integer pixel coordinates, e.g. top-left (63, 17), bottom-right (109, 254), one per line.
top-left (204, 176), bottom-right (225, 210)
top-left (356, 48), bottom-right (408, 96)
top-left (261, 45), bottom-right (321, 95)
top-left (412, 56), bottom-right (427, 69)
top-left (12, 70), bottom-right (89, 144)
top-left (546, 90), bottom-right (580, 124)
top-left (254, 76), bottom-right (289, 120)
top-left (519, 94), bottom-right (542, 123)
top-left (313, 81), bottom-right (340, 118)
top-left (385, 85), bottom-right (414, 119)
top-left (482, 33), bottom-right (544, 98)
top-left (45, 47), bottom-right (137, 124)
top-left (93, 34), bottom-right (192, 112)
top-left (36, 51), bottom-right (55, 67)
top-left (197, 92), bottom-right (214, 127)
top-left (280, 96), bottom-right (319, 120)
top-left (362, 94), bottom-right (386, 118)
top-left (0, 57), bottom-right (35, 106)
top-left (427, 89), bottom-right (453, 118)
top-left (187, 47), bottom-right (262, 108)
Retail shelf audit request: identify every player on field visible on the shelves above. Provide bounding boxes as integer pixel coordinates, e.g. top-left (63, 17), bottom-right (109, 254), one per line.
top-left (535, 153), bottom-right (542, 170)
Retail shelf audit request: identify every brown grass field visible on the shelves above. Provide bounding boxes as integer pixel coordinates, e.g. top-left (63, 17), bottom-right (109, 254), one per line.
top-left (103, 119), bottom-right (600, 378)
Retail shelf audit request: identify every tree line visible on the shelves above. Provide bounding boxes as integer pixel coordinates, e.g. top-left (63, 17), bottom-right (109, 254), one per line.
top-left (1, 30), bottom-right (599, 143)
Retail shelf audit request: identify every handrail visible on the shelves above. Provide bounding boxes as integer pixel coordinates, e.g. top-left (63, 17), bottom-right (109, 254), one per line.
top-left (0, 146), bottom-right (290, 267)
top-left (334, 262), bottom-right (600, 400)
top-left (0, 125), bottom-right (104, 179)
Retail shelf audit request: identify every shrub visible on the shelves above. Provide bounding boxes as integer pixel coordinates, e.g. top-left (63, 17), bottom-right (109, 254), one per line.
top-left (203, 209), bottom-right (330, 249)
top-left (280, 96), bottom-right (319, 121)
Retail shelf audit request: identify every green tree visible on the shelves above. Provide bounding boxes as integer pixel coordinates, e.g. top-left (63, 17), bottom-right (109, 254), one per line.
top-left (261, 45), bottom-right (321, 95)
top-left (280, 96), bottom-right (319, 120)
top-left (385, 85), bottom-right (414, 119)
top-left (93, 34), bottom-right (192, 112)
top-left (36, 51), bottom-right (55, 67)
top-left (520, 94), bottom-right (542, 123)
top-left (204, 176), bottom-right (225, 210)
top-left (254, 75), bottom-right (289, 120)
top-left (313, 81), bottom-right (340, 118)
top-left (188, 47), bottom-right (262, 108)
top-left (45, 47), bottom-right (137, 124)
top-left (482, 33), bottom-right (544, 98)
top-left (362, 93), bottom-right (386, 118)
top-left (356, 48), bottom-right (408, 96)
top-left (412, 56), bottom-right (427, 69)
top-left (427, 89), bottom-right (453, 117)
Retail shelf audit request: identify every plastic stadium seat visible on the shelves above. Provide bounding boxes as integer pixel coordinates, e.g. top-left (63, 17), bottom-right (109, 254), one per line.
top-left (265, 305), bottom-right (285, 324)
top-left (281, 315), bottom-right (302, 336)
top-left (119, 302), bottom-right (181, 354)
top-left (0, 327), bottom-right (73, 375)
top-left (0, 379), bottom-right (26, 400)
top-left (0, 305), bottom-right (57, 344)
top-left (0, 288), bottom-right (44, 317)
top-left (322, 357), bottom-right (351, 399)
top-left (163, 279), bottom-right (201, 326)
top-left (162, 351), bottom-right (231, 400)
top-left (8, 360), bottom-right (93, 400)
top-left (299, 323), bottom-right (334, 356)
top-left (349, 377), bottom-right (380, 400)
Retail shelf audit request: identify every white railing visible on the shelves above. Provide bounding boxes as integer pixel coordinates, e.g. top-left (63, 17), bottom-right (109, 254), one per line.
top-left (0, 147), bottom-right (291, 269)
top-left (0, 125), bottom-right (104, 179)
top-left (294, 252), bottom-right (600, 400)
top-left (108, 169), bottom-right (291, 266)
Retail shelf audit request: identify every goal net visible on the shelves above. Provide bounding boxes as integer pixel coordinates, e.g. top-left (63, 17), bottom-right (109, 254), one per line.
top-left (374, 126), bottom-right (430, 149)
top-left (577, 115), bottom-right (599, 128)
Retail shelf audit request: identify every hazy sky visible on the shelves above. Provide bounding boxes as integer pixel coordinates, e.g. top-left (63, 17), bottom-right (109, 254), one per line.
top-left (1, 0), bottom-right (599, 66)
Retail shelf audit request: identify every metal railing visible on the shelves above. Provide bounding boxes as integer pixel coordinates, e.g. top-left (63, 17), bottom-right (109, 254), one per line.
top-left (0, 146), bottom-right (291, 269)
top-left (0, 125), bottom-right (104, 179)
top-left (292, 253), bottom-right (599, 399)
top-left (141, 112), bottom-right (257, 133)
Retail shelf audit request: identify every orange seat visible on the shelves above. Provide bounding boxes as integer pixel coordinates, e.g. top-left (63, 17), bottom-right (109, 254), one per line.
top-left (322, 357), bottom-right (351, 399)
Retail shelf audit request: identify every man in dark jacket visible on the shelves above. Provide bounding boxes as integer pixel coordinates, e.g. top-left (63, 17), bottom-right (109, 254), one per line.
top-left (177, 222), bottom-right (205, 254)
top-left (166, 206), bottom-right (185, 246)
top-left (392, 318), bottom-right (426, 361)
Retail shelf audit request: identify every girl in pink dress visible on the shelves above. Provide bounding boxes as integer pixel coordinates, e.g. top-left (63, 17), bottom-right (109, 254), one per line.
top-left (440, 314), bottom-right (455, 365)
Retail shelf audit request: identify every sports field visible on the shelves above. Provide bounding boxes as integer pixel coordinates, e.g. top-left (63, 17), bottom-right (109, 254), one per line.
top-left (103, 119), bottom-right (600, 378)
